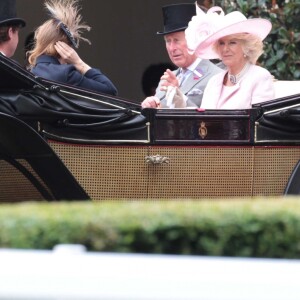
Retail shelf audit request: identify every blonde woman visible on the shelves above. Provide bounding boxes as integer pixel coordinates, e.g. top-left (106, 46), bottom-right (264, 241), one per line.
top-left (28, 0), bottom-right (117, 95)
top-left (183, 5), bottom-right (275, 109)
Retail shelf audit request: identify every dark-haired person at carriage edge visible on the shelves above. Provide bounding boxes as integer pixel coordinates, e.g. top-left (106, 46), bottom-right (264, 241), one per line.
top-left (141, 3), bottom-right (221, 109)
top-left (0, 0), bottom-right (26, 58)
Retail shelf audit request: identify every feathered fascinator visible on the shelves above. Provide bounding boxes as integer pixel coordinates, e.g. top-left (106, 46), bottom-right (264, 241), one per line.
top-left (45, 0), bottom-right (91, 48)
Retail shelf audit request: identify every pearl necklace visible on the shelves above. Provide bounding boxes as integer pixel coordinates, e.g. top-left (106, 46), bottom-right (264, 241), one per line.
top-left (228, 63), bottom-right (251, 85)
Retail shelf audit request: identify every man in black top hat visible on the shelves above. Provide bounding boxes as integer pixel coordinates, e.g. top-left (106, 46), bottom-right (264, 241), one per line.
top-left (0, 0), bottom-right (26, 58)
top-left (141, 3), bottom-right (221, 108)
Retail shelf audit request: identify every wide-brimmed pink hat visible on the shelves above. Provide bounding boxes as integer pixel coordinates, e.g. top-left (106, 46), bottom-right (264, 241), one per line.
top-left (185, 5), bottom-right (272, 59)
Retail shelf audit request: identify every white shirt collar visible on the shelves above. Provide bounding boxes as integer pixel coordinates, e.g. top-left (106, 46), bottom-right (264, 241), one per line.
top-left (186, 58), bottom-right (201, 72)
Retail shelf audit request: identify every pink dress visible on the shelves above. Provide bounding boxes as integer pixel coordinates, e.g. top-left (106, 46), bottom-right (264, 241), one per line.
top-left (200, 64), bottom-right (275, 109)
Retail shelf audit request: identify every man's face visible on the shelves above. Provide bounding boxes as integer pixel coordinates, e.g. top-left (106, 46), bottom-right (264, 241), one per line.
top-left (9, 27), bottom-right (19, 57)
top-left (164, 31), bottom-right (197, 68)
top-left (2, 26), bottom-right (20, 58)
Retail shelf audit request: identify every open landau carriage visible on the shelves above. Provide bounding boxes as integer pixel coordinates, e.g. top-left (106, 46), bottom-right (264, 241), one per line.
top-left (0, 54), bottom-right (300, 202)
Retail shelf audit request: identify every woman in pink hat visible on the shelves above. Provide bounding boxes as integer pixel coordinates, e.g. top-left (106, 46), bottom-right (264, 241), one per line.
top-left (183, 5), bottom-right (275, 109)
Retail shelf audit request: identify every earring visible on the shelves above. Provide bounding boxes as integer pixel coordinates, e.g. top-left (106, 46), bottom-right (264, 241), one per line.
top-left (243, 54), bottom-right (247, 58)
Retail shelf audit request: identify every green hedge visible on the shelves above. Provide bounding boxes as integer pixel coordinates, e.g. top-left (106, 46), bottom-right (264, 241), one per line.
top-left (1, 199), bottom-right (300, 258)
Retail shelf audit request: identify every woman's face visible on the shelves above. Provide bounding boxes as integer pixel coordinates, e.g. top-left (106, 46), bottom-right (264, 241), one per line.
top-left (217, 36), bottom-right (246, 70)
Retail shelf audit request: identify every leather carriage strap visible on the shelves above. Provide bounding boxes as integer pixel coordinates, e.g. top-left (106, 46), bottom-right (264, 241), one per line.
top-left (60, 110), bottom-right (133, 128)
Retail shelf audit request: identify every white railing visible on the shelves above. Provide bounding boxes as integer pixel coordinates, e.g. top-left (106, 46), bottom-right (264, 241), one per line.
top-left (274, 80), bottom-right (300, 99)
top-left (0, 245), bottom-right (300, 300)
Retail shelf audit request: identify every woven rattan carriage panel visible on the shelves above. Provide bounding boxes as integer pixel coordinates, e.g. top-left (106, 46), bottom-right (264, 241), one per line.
top-left (49, 142), bottom-right (300, 199)
top-left (0, 160), bottom-right (46, 202)
top-left (147, 146), bottom-right (254, 198)
top-left (147, 146), bottom-right (300, 198)
top-left (49, 142), bottom-right (149, 200)
top-left (252, 147), bottom-right (300, 196)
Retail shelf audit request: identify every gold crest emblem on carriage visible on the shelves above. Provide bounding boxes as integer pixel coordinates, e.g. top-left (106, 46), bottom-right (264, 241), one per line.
top-left (198, 122), bottom-right (208, 139)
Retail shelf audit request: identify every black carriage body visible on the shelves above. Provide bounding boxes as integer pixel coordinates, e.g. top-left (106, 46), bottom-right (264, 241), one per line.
top-left (1, 54), bottom-right (300, 200)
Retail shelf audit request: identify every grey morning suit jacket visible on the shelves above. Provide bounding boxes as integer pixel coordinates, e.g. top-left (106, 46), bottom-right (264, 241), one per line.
top-left (155, 59), bottom-right (222, 108)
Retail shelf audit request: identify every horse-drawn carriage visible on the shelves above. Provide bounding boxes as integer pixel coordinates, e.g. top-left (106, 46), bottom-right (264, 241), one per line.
top-left (1, 54), bottom-right (300, 201)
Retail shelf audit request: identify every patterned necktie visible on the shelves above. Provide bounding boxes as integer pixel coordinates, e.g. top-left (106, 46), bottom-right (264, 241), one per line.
top-left (178, 68), bottom-right (188, 87)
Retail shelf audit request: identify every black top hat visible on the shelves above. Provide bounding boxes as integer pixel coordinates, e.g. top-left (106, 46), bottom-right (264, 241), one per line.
top-left (0, 0), bottom-right (26, 27)
top-left (157, 3), bottom-right (196, 35)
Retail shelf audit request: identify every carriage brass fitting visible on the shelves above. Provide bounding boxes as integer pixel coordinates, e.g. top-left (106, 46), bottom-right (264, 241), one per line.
top-left (145, 155), bottom-right (170, 165)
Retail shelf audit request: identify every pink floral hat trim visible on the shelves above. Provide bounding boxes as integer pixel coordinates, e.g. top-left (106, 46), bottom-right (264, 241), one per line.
top-left (185, 5), bottom-right (272, 59)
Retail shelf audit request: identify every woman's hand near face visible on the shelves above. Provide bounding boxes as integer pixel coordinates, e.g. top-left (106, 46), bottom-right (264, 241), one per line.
top-left (55, 41), bottom-right (80, 64)
top-left (54, 41), bottom-right (91, 74)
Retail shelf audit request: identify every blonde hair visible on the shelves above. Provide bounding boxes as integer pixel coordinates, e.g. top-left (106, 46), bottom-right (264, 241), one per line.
top-left (28, 0), bottom-right (90, 66)
top-left (213, 33), bottom-right (264, 64)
